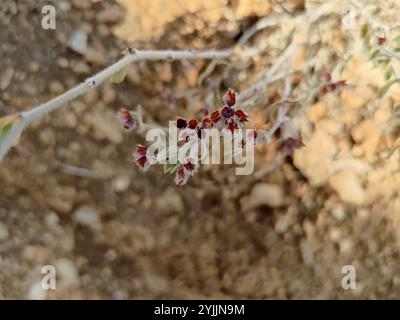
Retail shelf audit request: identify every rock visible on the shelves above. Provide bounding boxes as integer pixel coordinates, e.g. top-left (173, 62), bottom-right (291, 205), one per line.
top-left (14, 71), bottom-right (26, 82)
top-left (331, 206), bottom-right (346, 221)
top-left (0, 222), bottom-right (9, 241)
top-left (72, 61), bottom-right (90, 75)
top-left (144, 273), bottom-right (167, 294)
top-left (85, 48), bottom-right (107, 66)
top-left (102, 86), bottom-right (116, 104)
top-left (112, 176), bottom-right (130, 192)
top-left (28, 62), bottom-right (39, 72)
top-left (96, 7), bottom-right (124, 23)
top-left (294, 128), bottom-right (337, 186)
top-left (155, 188), bottom-right (184, 213)
top-left (112, 290), bottom-right (125, 300)
top-left (49, 81), bottom-right (64, 95)
top-left (73, 206), bottom-right (102, 232)
top-left (339, 238), bottom-right (353, 253)
top-left (332, 158), bottom-right (372, 174)
top-left (59, 1), bottom-right (71, 11)
top-left (71, 0), bottom-right (91, 10)
top-left (300, 239), bottom-right (314, 265)
top-left (274, 210), bottom-right (295, 234)
top-left (39, 129), bottom-right (56, 146)
top-left (84, 111), bottom-right (123, 144)
top-left (49, 186), bottom-right (76, 214)
top-left (67, 30), bottom-right (88, 55)
top-left (63, 112), bottom-right (78, 128)
top-left (0, 68), bottom-right (14, 90)
top-left (329, 170), bottom-right (366, 205)
top-left (57, 57), bottom-right (69, 68)
top-left (105, 249), bottom-right (117, 262)
top-left (341, 85), bottom-right (375, 109)
top-left (351, 119), bottom-right (381, 162)
top-left (22, 246), bottom-right (51, 262)
top-left (45, 212), bottom-right (60, 226)
top-left (307, 101), bottom-right (327, 123)
top-left (329, 227), bottom-right (342, 242)
top-left (242, 183), bottom-right (284, 210)
top-left (28, 282), bottom-right (47, 300)
top-left (55, 258), bottom-right (80, 287)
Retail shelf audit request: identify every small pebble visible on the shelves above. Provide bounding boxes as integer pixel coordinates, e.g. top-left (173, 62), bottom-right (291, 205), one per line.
top-left (0, 222), bottom-right (9, 241)
top-left (55, 258), bottom-right (80, 287)
top-left (112, 176), bottom-right (130, 192)
top-left (96, 7), bottom-right (124, 23)
top-left (28, 282), bottom-right (47, 300)
top-left (73, 206), bottom-right (102, 232)
top-left (68, 30), bottom-right (88, 55)
top-left (0, 68), bottom-right (14, 90)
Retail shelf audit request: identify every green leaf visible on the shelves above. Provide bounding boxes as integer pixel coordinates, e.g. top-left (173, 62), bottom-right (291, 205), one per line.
top-left (376, 57), bottom-right (391, 66)
top-left (110, 67), bottom-right (127, 84)
top-left (0, 122), bottom-right (12, 141)
top-left (361, 24), bottom-right (369, 38)
top-left (0, 114), bottom-right (20, 140)
top-left (0, 113), bottom-right (23, 161)
top-left (384, 69), bottom-right (393, 81)
top-left (380, 79), bottom-right (398, 96)
top-left (164, 162), bottom-right (181, 174)
top-left (369, 49), bottom-right (380, 61)
top-left (214, 92), bottom-right (224, 107)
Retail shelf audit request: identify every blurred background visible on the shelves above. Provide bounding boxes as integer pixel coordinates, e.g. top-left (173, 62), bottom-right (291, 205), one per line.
top-left (1, 0), bottom-right (400, 299)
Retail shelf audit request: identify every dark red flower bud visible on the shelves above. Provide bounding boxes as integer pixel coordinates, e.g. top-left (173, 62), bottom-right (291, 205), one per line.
top-left (223, 89), bottom-right (237, 107)
top-left (336, 80), bottom-right (347, 87)
top-left (228, 122), bottom-right (238, 132)
top-left (175, 167), bottom-right (187, 188)
top-left (176, 118), bottom-right (188, 129)
top-left (201, 117), bottom-right (211, 126)
top-left (188, 119), bottom-right (198, 129)
top-left (319, 86), bottom-right (328, 96)
top-left (136, 145), bottom-right (147, 155)
top-left (320, 80), bottom-right (346, 96)
top-left (117, 108), bottom-right (136, 130)
top-left (234, 109), bottom-right (248, 122)
top-left (133, 144), bottom-right (153, 171)
top-left (210, 110), bottom-right (221, 123)
top-left (184, 161), bottom-right (196, 172)
top-left (378, 36), bottom-right (386, 45)
top-left (174, 159), bottom-right (198, 187)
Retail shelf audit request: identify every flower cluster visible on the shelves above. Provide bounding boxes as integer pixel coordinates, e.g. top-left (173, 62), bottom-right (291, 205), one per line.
top-left (120, 89), bottom-right (303, 187)
top-left (175, 89), bottom-right (249, 138)
top-left (130, 89), bottom-right (254, 186)
top-left (209, 89), bottom-right (249, 132)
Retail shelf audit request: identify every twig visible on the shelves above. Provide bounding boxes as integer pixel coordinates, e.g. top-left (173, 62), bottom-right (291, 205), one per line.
top-left (258, 72), bottom-right (293, 144)
top-left (237, 40), bottom-right (297, 104)
top-left (0, 48), bottom-right (234, 161)
top-left (60, 163), bottom-right (108, 179)
top-left (21, 49), bottom-right (233, 124)
top-left (237, 12), bottom-right (290, 45)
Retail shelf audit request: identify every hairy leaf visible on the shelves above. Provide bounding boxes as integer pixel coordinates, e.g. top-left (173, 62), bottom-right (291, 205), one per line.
top-left (110, 67), bottom-right (127, 84)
